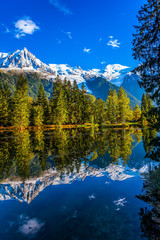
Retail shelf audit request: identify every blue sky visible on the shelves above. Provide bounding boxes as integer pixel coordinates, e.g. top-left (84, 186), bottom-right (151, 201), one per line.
top-left (0, 0), bottom-right (146, 69)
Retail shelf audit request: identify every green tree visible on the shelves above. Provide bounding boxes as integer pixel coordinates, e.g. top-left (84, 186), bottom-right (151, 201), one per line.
top-left (117, 87), bottom-right (133, 124)
top-left (51, 76), bottom-right (68, 125)
top-left (106, 89), bottom-right (118, 124)
top-left (12, 75), bottom-right (30, 128)
top-left (88, 94), bottom-right (96, 124)
top-left (36, 83), bottom-right (51, 125)
top-left (132, 0), bottom-right (160, 107)
top-left (14, 130), bottom-right (32, 181)
top-left (0, 83), bottom-right (11, 126)
top-left (141, 93), bottom-right (149, 116)
top-left (94, 98), bottom-right (106, 124)
top-left (80, 83), bottom-right (91, 124)
top-left (33, 105), bottom-right (44, 126)
top-left (133, 104), bottom-right (141, 122)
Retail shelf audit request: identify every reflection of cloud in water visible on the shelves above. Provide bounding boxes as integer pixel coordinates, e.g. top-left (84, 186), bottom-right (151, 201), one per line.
top-left (18, 215), bottom-right (44, 237)
top-left (89, 194), bottom-right (96, 200)
top-left (113, 197), bottom-right (127, 210)
top-left (105, 181), bottom-right (111, 185)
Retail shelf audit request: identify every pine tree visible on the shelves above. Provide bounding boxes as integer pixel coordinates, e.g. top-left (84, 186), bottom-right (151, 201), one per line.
top-left (141, 93), bottom-right (157, 125)
top-left (133, 104), bottom-right (141, 122)
top-left (80, 83), bottom-right (91, 124)
top-left (33, 105), bottom-right (44, 126)
top-left (36, 83), bottom-right (51, 125)
top-left (12, 75), bottom-right (30, 128)
top-left (0, 83), bottom-right (11, 126)
top-left (71, 80), bottom-right (80, 124)
top-left (51, 76), bottom-right (68, 125)
top-left (106, 89), bottom-right (118, 124)
top-left (66, 80), bottom-right (73, 124)
top-left (117, 87), bottom-right (133, 124)
top-left (94, 98), bottom-right (106, 124)
top-left (132, 0), bottom-right (160, 106)
top-left (88, 94), bottom-right (96, 124)
top-left (141, 93), bottom-right (149, 116)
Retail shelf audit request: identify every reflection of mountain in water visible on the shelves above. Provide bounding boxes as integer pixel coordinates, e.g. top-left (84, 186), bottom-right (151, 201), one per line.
top-left (0, 127), bottom-right (158, 204)
top-left (0, 162), bottom-right (142, 204)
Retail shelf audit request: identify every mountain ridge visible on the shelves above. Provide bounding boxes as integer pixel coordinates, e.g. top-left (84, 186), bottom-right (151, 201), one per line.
top-left (0, 48), bottom-right (142, 106)
top-left (0, 48), bottom-right (130, 85)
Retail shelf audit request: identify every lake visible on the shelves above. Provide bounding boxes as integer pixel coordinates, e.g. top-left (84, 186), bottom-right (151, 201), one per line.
top-left (0, 127), bottom-right (159, 240)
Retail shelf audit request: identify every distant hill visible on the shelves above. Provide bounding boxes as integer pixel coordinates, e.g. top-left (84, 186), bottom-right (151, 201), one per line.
top-left (86, 77), bottom-right (141, 108)
top-left (121, 73), bottom-right (145, 101)
top-left (0, 71), bottom-right (140, 108)
top-left (0, 70), bottom-right (53, 99)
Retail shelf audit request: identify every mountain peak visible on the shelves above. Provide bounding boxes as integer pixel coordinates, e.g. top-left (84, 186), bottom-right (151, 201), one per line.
top-left (0, 48), bottom-right (52, 73)
top-left (0, 48), bottom-right (132, 86)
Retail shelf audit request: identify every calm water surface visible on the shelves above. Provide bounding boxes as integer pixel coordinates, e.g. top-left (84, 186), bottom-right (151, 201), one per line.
top-left (0, 127), bottom-right (159, 240)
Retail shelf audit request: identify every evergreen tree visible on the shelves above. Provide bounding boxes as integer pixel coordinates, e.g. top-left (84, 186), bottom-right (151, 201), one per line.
top-left (106, 89), bottom-right (118, 124)
top-left (12, 75), bottom-right (30, 128)
top-left (133, 104), bottom-right (141, 122)
top-left (36, 83), bottom-right (51, 125)
top-left (117, 87), bottom-right (133, 124)
top-left (80, 83), bottom-right (91, 124)
top-left (71, 80), bottom-right (80, 124)
top-left (51, 76), bottom-right (68, 125)
top-left (0, 83), bottom-right (11, 126)
top-left (132, 0), bottom-right (160, 106)
top-left (33, 105), bottom-right (44, 126)
top-left (94, 98), bottom-right (106, 124)
top-left (66, 80), bottom-right (73, 124)
top-left (88, 94), bottom-right (96, 124)
top-left (141, 93), bottom-right (149, 116)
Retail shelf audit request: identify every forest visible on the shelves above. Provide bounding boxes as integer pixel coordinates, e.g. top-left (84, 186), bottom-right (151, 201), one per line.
top-left (0, 74), bottom-right (158, 128)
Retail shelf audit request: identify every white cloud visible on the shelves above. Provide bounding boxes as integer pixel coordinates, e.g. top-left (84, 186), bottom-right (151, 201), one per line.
top-left (15, 17), bottom-right (40, 38)
top-left (101, 61), bottom-right (106, 65)
top-left (1, 24), bottom-right (11, 33)
top-left (107, 37), bottom-right (120, 48)
top-left (56, 39), bottom-right (62, 44)
top-left (49, 0), bottom-right (72, 15)
top-left (83, 47), bottom-right (91, 53)
top-left (66, 32), bottom-right (72, 39)
top-left (62, 30), bottom-right (72, 39)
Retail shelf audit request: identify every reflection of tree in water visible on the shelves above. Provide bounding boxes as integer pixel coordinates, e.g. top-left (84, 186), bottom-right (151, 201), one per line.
top-left (107, 128), bottom-right (134, 165)
top-left (32, 130), bottom-right (50, 171)
top-left (51, 128), bottom-right (93, 176)
top-left (0, 127), bottom-right (138, 181)
top-left (137, 126), bottom-right (160, 239)
top-left (137, 165), bottom-right (160, 239)
top-left (13, 130), bottom-right (32, 181)
top-left (0, 132), bottom-right (13, 180)
top-left (142, 127), bottom-right (157, 157)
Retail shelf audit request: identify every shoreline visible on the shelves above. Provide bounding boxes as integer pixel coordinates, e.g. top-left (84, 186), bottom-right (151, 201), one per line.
top-left (0, 122), bottom-right (144, 132)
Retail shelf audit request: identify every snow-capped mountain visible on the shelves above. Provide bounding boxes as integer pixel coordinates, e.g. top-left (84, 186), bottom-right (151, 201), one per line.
top-left (0, 48), bottom-right (130, 85)
top-left (0, 48), bottom-right (53, 73)
top-left (49, 63), bottom-right (129, 85)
